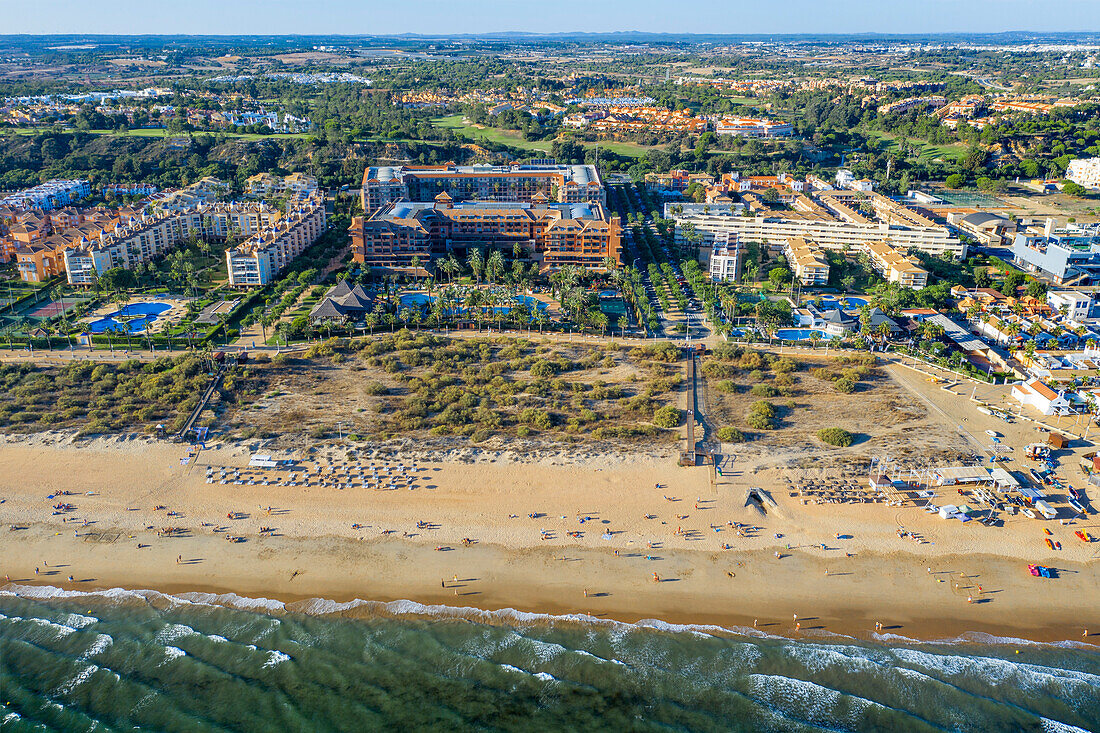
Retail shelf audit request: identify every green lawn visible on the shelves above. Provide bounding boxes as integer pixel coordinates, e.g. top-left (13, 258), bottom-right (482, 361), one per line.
top-left (864, 130), bottom-right (967, 163)
top-left (432, 115), bottom-right (656, 159)
top-left (432, 115), bottom-right (554, 153)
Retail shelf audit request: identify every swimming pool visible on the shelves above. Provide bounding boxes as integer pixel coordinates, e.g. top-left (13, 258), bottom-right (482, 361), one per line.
top-left (88, 302), bottom-right (172, 334)
top-left (774, 328), bottom-right (829, 341)
top-left (814, 295), bottom-right (868, 310)
top-left (399, 293), bottom-right (548, 312)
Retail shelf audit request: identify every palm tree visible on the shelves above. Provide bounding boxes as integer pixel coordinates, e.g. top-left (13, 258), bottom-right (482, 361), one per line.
top-left (446, 253), bottom-right (462, 283)
top-left (486, 249), bottom-right (504, 286)
top-left (365, 312), bottom-right (378, 335)
top-left (467, 248), bottom-right (484, 286)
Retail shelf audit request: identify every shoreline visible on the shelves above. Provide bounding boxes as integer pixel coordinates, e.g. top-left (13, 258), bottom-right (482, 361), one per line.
top-left (4, 531), bottom-right (1097, 647)
top-left (2, 437), bottom-right (1099, 647)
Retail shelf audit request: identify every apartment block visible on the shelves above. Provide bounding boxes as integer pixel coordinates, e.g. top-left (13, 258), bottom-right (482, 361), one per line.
top-left (1012, 222), bottom-right (1100, 285)
top-left (245, 172), bottom-right (319, 198)
top-left (360, 164), bottom-right (604, 214)
top-left (877, 96), bottom-right (946, 115)
top-left (644, 170), bottom-right (715, 194)
top-left (0, 179), bottom-right (90, 211)
top-left (714, 117), bottom-right (793, 138)
top-left (1066, 158), bottom-right (1100, 190)
top-left (708, 232), bottom-right (740, 282)
top-left (671, 212), bottom-right (963, 260)
top-left (784, 238), bottom-right (830, 286)
top-left (349, 195), bottom-right (620, 272)
top-left (226, 194), bottom-right (327, 287)
top-left (863, 241), bottom-right (928, 289)
top-left (63, 213), bottom-right (186, 286)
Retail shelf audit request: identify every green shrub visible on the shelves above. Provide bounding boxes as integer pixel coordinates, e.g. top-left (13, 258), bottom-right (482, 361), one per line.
top-left (817, 427), bottom-right (854, 447)
top-left (750, 384), bottom-right (778, 397)
top-left (702, 360), bottom-right (738, 378)
top-left (834, 378), bottom-right (856, 394)
top-left (715, 380), bottom-right (738, 393)
top-left (653, 405), bottom-right (682, 428)
top-left (746, 400), bottom-right (776, 430)
top-left (716, 426), bottom-right (745, 443)
top-left (771, 357), bottom-right (798, 373)
top-left (530, 360), bottom-right (557, 378)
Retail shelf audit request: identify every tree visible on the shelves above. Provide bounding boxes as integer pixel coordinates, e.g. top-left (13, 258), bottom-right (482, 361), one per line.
top-left (486, 249), bottom-right (505, 285)
top-left (1026, 279), bottom-right (1048, 300)
top-left (768, 267), bottom-right (792, 290)
top-left (945, 173), bottom-right (965, 189)
top-left (1001, 270), bottom-right (1025, 297)
top-left (101, 267), bottom-right (137, 291)
top-left (1062, 181), bottom-right (1088, 197)
top-left (467, 248), bottom-right (484, 285)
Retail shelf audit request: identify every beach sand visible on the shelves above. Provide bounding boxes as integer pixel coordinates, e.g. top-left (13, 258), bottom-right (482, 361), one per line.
top-left (1, 435), bottom-right (1098, 643)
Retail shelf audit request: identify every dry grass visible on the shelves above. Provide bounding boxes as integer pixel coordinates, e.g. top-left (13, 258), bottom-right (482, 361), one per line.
top-left (218, 332), bottom-right (688, 449)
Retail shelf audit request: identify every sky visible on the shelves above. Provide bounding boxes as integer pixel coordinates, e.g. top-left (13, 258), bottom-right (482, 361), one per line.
top-left (4, 0), bottom-right (1099, 36)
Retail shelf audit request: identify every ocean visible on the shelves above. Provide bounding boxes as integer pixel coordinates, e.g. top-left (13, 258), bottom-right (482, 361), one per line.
top-left (1, 585), bottom-right (1098, 732)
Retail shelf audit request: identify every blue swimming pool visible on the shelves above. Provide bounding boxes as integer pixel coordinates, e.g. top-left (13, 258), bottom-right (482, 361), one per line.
top-left (815, 295), bottom-right (868, 310)
top-left (399, 293), bottom-right (548, 312)
top-left (774, 328), bottom-right (829, 341)
top-left (88, 302), bottom-right (172, 334)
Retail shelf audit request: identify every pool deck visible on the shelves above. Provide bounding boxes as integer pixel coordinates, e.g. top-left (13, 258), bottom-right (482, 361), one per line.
top-left (81, 296), bottom-right (190, 334)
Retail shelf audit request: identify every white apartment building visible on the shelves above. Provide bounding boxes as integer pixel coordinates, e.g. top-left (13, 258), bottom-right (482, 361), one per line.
top-left (714, 117), bottom-right (793, 138)
top-left (863, 240), bottom-right (928, 289)
top-left (784, 237), bottom-right (830, 286)
top-left (64, 213), bottom-right (185, 285)
top-left (64, 201), bottom-right (295, 285)
top-left (0, 179), bottom-right (90, 210)
top-left (671, 213), bottom-right (964, 260)
top-left (1066, 158), bottom-right (1100, 190)
top-left (226, 194), bottom-right (327, 286)
top-left (708, 232), bottom-right (743, 280)
top-left (1047, 290), bottom-right (1095, 321)
top-left (245, 172), bottom-right (319, 198)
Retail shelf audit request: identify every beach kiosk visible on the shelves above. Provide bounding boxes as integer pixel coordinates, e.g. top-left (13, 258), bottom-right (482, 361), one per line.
top-left (868, 475), bottom-right (892, 492)
top-left (1034, 499), bottom-right (1057, 520)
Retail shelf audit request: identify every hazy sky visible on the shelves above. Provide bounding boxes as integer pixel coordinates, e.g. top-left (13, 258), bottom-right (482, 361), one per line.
top-left (6, 0), bottom-right (1099, 35)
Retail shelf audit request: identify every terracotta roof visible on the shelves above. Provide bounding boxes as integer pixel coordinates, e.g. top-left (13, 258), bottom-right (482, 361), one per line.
top-left (1028, 379), bottom-right (1060, 402)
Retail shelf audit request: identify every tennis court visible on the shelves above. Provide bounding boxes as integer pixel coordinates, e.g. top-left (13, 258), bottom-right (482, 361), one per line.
top-left (936, 191), bottom-right (1006, 208)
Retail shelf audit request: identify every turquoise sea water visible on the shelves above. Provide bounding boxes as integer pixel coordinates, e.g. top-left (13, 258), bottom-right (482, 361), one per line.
top-left (1, 584), bottom-right (1098, 732)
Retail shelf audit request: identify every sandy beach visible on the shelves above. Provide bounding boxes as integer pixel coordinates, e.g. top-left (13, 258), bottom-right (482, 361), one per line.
top-left (2, 434), bottom-right (1098, 643)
